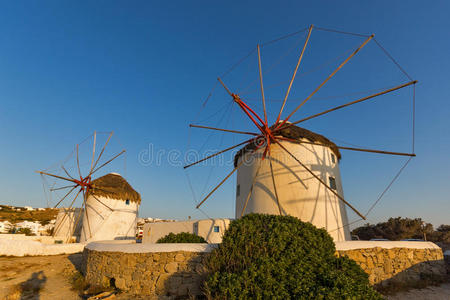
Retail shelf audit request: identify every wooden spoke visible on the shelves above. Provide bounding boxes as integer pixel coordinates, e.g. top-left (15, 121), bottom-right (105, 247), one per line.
top-left (50, 184), bottom-right (77, 192)
top-left (336, 145), bottom-right (416, 157)
top-left (61, 165), bottom-right (74, 180)
top-left (257, 44), bottom-right (268, 125)
top-left (240, 156), bottom-right (264, 217)
top-left (274, 140), bottom-right (366, 219)
top-left (189, 124), bottom-right (259, 136)
top-left (279, 34), bottom-right (374, 127)
top-left (276, 24), bottom-right (313, 124)
top-left (196, 159), bottom-right (245, 209)
top-left (53, 185), bottom-right (77, 208)
top-left (284, 80), bottom-right (417, 126)
top-left (36, 171), bottom-right (77, 184)
top-left (269, 153), bottom-right (283, 215)
top-left (91, 150), bottom-right (126, 176)
top-left (88, 131), bottom-right (113, 177)
top-left (76, 144), bottom-right (82, 178)
top-left (217, 77), bottom-right (233, 96)
top-left (276, 137), bottom-right (416, 157)
top-left (90, 131), bottom-right (97, 173)
top-left (82, 190), bottom-right (93, 239)
top-left (184, 138), bottom-right (256, 169)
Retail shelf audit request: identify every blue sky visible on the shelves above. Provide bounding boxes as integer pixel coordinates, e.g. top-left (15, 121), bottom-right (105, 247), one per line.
top-left (0, 1), bottom-right (448, 227)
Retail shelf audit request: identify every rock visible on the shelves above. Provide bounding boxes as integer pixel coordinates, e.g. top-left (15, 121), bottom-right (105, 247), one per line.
top-left (175, 253), bottom-right (185, 262)
top-left (165, 262), bottom-right (178, 273)
top-left (115, 277), bottom-right (126, 290)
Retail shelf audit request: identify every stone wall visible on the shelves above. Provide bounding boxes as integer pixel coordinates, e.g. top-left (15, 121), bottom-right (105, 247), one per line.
top-left (83, 241), bottom-right (447, 297)
top-left (83, 248), bottom-right (208, 297)
top-left (335, 247), bottom-right (446, 287)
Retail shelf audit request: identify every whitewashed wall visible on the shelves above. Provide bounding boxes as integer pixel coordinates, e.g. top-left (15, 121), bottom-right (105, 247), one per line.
top-left (236, 139), bottom-right (351, 241)
top-left (80, 195), bottom-right (139, 243)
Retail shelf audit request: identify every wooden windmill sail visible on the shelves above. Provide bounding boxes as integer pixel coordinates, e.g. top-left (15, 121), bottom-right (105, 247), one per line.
top-left (184, 25), bottom-right (417, 239)
top-left (37, 131), bottom-right (127, 242)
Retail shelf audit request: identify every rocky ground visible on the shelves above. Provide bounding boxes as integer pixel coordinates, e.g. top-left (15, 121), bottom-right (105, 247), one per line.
top-left (0, 254), bottom-right (448, 299)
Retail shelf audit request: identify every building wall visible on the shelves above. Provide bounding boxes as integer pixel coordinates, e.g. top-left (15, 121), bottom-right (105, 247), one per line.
top-left (142, 219), bottom-right (231, 244)
top-left (80, 195), bottom-right (139, 243)
top-left (236, 139), bottom-right (350, 241)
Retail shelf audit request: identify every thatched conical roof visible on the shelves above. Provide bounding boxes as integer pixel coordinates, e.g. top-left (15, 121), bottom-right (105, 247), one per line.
top-left (234, 124), bottom-right (341, 166)
top-left (89, 173), bottom-right (141, 204)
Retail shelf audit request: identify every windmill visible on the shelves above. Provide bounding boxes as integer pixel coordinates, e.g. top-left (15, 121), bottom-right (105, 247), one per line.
top-left (37, 131), bottom-right (129, 242)
top-left (184, 25), bottom-right (417, 241)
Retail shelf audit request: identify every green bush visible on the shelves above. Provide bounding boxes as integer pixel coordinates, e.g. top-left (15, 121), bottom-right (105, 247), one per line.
top-left (204, 214), bottom-right (382, 299)
top-left (156, 232), bottom-right (206, 243)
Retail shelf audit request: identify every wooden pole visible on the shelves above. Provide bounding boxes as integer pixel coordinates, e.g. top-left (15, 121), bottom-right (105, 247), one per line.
top-left (91, 131), bottom-right (97, 173)
top-left (217, 77), bottom-right (233, 96)
top-left (276, 24), bottom-right (313, 124)
top-left (285, 80), bottom-right (417, 126)
top-left (276, 137), bottom-right (416, 157)
top-left (61, 165), bottom-right (74, 180)
top-left (279, 34), bottom-right (374, 128)
top-left (76, 144), bottom-right (82, 178)
top-left (52, 186), bottom-right (77, 208)
top-left (184, 138), bottom-right (255, 169)
top-left (91, 150), bottom-right (126, 175)
top-left (36, 171), bottom-right (77, 184)
top-left (50, 185), bottom-right (77, 192)
top-left (274, 140), bottom-right (366, 219)
top-left (196, 160), bottom-right (244, 209)
top-left (190, 124), bottom-right (259, 136)
top-left (257, 44), bottom-right (268, 125)
top-left (88, 131), bottom-right (113, 177)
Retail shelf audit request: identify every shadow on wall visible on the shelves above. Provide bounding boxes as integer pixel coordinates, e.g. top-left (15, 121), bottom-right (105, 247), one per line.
top-left (160, 254), bottom-right (207, 298)
top-left (375, 258), bottom-right (448, 294)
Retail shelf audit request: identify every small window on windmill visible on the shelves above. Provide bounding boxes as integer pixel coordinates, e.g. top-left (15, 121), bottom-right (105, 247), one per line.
top-left (236, 184), bottom-right (240, 197)
top-left (330, 153), bottom-right (335, 164)
top-left (213, 226), bottom-right (220, 233)
top-left (329, 177), bottom-right (337, 190)
top-left (125, 199), bottom-right (130, 205)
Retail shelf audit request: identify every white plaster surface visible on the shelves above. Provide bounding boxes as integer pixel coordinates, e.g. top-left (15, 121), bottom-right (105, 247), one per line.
top-left (0, 234), bottom-right (56, 244)
top-left (86, 240), bottom-right (218, 253)
top-left (335, 241), bottom-right (441, 251)
top-left (0, 239), bottom-right (84, 256)
top-left (236, 139), bottom-right (350, 241)
top-left (80, 195), bottom-right (139, 243)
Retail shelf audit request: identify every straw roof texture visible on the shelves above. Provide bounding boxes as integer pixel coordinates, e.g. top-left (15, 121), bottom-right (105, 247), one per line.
top-left (89, 173), bottom-right (141, 204)
top-left (234, 124), bottom-right (341, 166)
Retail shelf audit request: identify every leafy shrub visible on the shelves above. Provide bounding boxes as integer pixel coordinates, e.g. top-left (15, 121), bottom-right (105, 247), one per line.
top-left (156, 232), bottom-right (206, 243)
top-left (204, 214), bottom-right (382, 299)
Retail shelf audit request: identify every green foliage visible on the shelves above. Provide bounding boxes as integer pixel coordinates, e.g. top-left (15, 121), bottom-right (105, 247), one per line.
top-left (351, 217), bottom-right (450, 244)
top-left (156, 232), bottom-right (206, 243)
top-left (204, 214), bottom-right (381, 300)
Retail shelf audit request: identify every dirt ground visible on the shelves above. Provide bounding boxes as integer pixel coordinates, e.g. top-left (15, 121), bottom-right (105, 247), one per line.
top-left (0, 254), bottom-right (82, 300)
top-left (0, 254), bottom-right (449, 299)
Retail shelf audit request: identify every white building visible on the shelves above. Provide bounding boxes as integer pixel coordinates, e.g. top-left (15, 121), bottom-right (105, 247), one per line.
top-left (235, 125), bottom-right (350, 241)
top-left (80, 173), bottom-right (141, 243)
top-left (142, 218), bottom-right (230, 243)
top-left (14, 221), bottom-right (41, 235)
top-left (0, 221), bottom-right (12, 233)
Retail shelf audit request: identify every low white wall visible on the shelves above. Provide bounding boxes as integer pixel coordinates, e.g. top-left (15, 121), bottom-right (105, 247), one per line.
top-left (86, 240), bottom-right (217, 253)
top-left (335, 241), bottom-right (441, 251)
top-left (0, 234), bottom-right (56, 244)
top-left (0, 239), bottom-right (84, 256)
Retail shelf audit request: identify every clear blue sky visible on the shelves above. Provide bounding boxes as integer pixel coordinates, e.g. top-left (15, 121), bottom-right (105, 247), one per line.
top-left (0, 1), bottom-right (448, 227)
